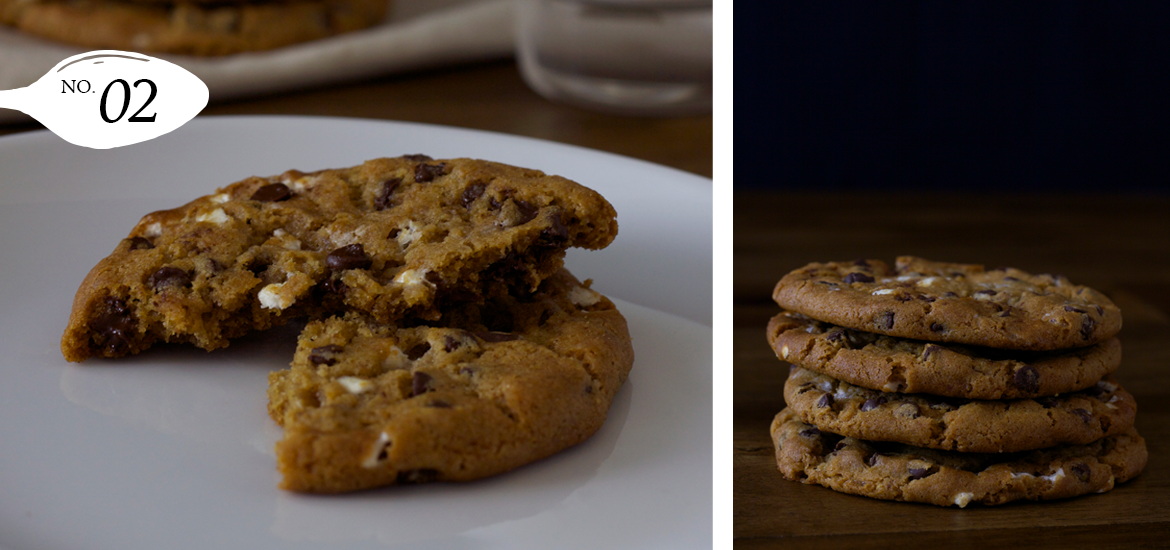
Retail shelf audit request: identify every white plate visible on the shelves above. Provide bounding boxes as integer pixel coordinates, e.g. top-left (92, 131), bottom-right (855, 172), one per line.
top-left (0, 117), bottom-right (712, 550)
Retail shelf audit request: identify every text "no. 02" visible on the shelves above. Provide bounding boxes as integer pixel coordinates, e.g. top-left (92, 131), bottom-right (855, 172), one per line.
top-left (0, 51), bottom-right (208, 149)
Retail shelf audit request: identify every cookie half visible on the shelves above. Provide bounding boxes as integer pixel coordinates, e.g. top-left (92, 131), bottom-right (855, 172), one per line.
top-left (0, 0), bottom-right (388, 56)
top-left (767, 311), bottom-right (1122, 399)
top-left (771, 408), bottom-right (1147, 507)
top-left (267, 269), bottom-right (634, 492)
top-left (771, 257), bottom-right (1122, 351)
top-left (784, 367), bottom-right (1136, 453)
top-left (61, 156), bottom-right (618, 362)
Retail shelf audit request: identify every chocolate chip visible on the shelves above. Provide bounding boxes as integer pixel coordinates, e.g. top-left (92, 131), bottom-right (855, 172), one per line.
top-left (894, 293), bottom-right (913, 302)
top-left (1070, 462), bottom-right (1091, 482)
top-left (1004, 276), bottom-right (1020, 282)
top-left (407, 343), bottom-right (431, 360)
top-left (861, 396), bottom-right (887, 412)
top-left (923, 344), bottom-right (941, 359)
top-left (975, 289), bottom-right (997, 296)
top-left (816, 394), bottom-right (833, 408)
top-left (128, 236), bottom-right (154, 250)
top-left (513, 200), bottom-right (539, 225)
top-left (1064, 305), bottom-right (1087, 314)
top-left (833, 441), bottom-right (848, 452)
top-left (309, 344), bottom-right (343, 366)
top-left (459, 366), bottom-right (476, 377)
top-left (148, 266), bottom-right (191, 290)
top-left (1013, 366), bottom-right (1040, 393)
top-left (474, 331), bottom-right (520, 343)
top-left (798, 427), bottom-right (820, 438)
top-left (877, 311), bottom-right (895, 330)
top-left (930, 322), bottom-right (945, 333)
top-left (826, 329), bottom-right (845, 343)
top-left (374, 178), bottom-right (402, 210)
top-left (867, 453), bottom-right (883, 467)
top-left (251, 183), bottom-right (291, 202)
top-left (1080, 316), bottom-right (1095, 340)
top-left (943, 291), bottom-right (958, 297)
top-left (443, 335), bottom-right (461, 352)
top-left (426, 400), bottom-right (452, 409)
top-left (461, 181), bottom-right (487, 208)
top-left (908, 466), bottom-right (932, 480)
top-left (411, 371), bottom-right (432, 396)
top-left (1073, 408), bottom-right (1093, 424)
top-left (326, 244), bottom-right (372, 271)
top-left (400, 154), bottom-right (433, 162)
top-left (1099, 416), bottom-right (1112, 433)
top-left (843, 272), bottom-right (875, 284)
top-left (917, 294), bottom-right (936, 302)
top-left (1095, 305), bottom-right (1104, 316)
top-left (414, 162), bottom-right (447, 182)
top-left (90, 296), bottom-right (135, 355)
top-left (396, 468), bottom-right (438, 484)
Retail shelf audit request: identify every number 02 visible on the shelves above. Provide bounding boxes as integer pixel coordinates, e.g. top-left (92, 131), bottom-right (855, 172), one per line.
top-left (100, 79), bottom-right (158, 123)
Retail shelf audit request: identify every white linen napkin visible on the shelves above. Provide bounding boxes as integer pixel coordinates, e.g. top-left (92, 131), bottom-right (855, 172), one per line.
top-left (0, 0), bottom-right (515, 125)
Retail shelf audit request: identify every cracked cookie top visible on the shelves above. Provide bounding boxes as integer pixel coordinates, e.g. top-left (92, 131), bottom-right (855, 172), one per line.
top-left (767, 311), bottom-right (1121, 399)
top-left (783, 366), bottom-right (1136, 453)
top-left (266, 269), bottom-right (634, 493)
top-left (61, 156), bottom-right (618, 362)
top-left (771, 408), bottom-right (1147, 508)
top-left (771, 256), bottom-right (1122, 351)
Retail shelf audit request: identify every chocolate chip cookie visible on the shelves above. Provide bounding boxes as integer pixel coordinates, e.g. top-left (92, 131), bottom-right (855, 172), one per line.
top-left (771, 257), bottom-right (1122, 351)
top-left (61, 156), bottom-right (618, 362)
top-left (771, 408), bottom-right (1148, 508)
top-left (767, 311), bottom-right (1122, 399)
top-left (784, 367), bottom-right (1136, 453)
top-left (0, 0), bottom-right (388, 56)
top-left (267, 269), bottom-right (634, 493)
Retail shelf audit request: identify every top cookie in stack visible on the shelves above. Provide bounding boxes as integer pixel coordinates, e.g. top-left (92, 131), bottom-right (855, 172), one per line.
top-left (766, 256), bottom-right (1147, 507)
top-left (0, 0), bottom-right (388, 55)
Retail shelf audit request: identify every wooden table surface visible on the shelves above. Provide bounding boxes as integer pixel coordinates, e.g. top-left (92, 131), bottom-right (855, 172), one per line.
top-left (734, 192), bottom-right (1170, 548)
top-left (0, 59), bottom-right (713, 178)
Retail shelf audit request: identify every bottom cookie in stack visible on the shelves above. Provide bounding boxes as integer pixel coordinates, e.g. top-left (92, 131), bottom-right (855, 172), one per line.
top-left (770, 408), bottom-right (1147, 508)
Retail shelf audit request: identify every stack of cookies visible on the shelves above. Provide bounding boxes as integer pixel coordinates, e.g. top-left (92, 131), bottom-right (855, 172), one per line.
top-left (0, 0), bottom-right (388, 55)
top-left (766, 256), bottom-right (1147, 507)
top-left (61, 155), bottom-right (634, 493)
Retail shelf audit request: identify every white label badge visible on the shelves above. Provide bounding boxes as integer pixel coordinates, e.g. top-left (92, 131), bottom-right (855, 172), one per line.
top-left (0, 50), bottom-right (209, 150)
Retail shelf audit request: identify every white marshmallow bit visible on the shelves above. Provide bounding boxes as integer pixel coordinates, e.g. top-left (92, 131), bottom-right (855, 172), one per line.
top-left (394, 268), bottom-right (428, 288)
top-left (338, 377), bottom-right (372, 394)
top-left (872, 288), bottom-right (896, 295)
top-left (919, 277), bottom-right (938, 287)
top-left (1041, 468), bottom-right (1065, 483)
top-left (145, 222), bottom-right (162, 237)
top-left (195, 208), bottom-right (229, 225)
top-left (362, 432), bottom-right (392, 469)
top-left (952, 492), bottom-right (974, 508)
top-left (1010, 472), bottom-right (1034, 479)
top-left (780, 345), bottom-right (790, 359)
top-left (397, 221), bottom-right (423, 247)
top-left (211, 193), bottom-right (230, 204)
top-left (569, 286), bottom-right (602, 307)
top-left (274, 229), bottom-right (287, 237)
top-left (258, 283), bottom-right (294, 310)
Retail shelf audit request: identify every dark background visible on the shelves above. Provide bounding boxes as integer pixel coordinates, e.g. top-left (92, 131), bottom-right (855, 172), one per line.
top-left (736, 2), bottom-right (1170, 192)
